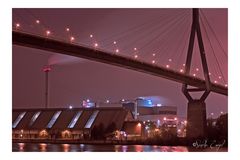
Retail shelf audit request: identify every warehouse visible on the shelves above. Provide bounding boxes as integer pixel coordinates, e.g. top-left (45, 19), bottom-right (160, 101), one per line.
top-left (12, 107), bottom-right (133, 140)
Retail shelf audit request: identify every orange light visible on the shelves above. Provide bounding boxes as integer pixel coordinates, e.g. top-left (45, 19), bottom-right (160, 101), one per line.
top-left (137, 123), bottom-right (141, 127)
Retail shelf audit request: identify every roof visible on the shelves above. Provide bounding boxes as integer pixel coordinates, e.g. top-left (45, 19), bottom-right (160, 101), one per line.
top-left (12, 107), bottom-right (133, 131)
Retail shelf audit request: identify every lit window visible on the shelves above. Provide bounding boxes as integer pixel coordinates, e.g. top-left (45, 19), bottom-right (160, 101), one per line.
top-left (13, 112), bottom-right (26, 128)
top-left (68, 111), bottom-right (82, 128)
top-left (29, 111), bottom-right (41, 127)
top-left (84, 110), bottom-right (99, 129)
top-left (46, 111), bottom-right (62, 128)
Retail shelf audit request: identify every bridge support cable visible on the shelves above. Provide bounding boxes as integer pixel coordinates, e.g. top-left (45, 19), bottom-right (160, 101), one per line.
top-left (200, 13), bottom-right (227, 84)
top-left (200, 10), bottom-right (228, 59)
top-left (124, 10), bottom-right (189, 55)
top-left (146, 11), bottom-right (190, 64)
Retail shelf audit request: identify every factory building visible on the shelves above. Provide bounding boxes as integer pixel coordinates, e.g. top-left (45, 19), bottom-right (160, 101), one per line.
top-left (12, 107), bottom-right (134, 140)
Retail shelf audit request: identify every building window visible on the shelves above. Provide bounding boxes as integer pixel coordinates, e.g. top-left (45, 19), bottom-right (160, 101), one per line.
top-left (46, 111), bottom-right (62, 128)
top-left (12, 112), bottom-right (26, 128)
top-left (84, 110), bottom-right (99, 129)
top-left (68, 111), bottom-right (82, 128)
top-left (29, 111), bottom-right (41, 127)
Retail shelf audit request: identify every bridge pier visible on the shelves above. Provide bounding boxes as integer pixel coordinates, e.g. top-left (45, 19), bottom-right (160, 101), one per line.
top-left (186, 100), bottom-right (207, 138)
top-left (183, 9), bottom-right (210, 139)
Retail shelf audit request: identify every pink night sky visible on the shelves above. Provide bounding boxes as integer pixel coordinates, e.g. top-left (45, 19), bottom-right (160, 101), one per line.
top-left (12, 8), bottom-right (227, 118)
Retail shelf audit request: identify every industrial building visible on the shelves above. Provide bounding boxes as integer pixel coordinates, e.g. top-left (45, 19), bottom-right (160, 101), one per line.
top-left (12, 107), bottom-right (135, 140)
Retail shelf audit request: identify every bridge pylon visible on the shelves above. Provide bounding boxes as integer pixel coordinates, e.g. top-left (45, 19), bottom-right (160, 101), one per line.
top-left (182, 8), bottom-right (211, 138)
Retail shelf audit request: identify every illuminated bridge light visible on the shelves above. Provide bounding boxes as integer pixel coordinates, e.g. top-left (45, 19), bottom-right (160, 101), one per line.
top-left (180, 69), bottom-right (184, 73)
top-left (94, 43), bottom-right (98, 47)
top-left (152, 60), bottom-right (156, 64)
top-left (196, 68), bottom-right (199, 71)
top-left (68, 111), bottom-right (82, 128)
top-left (106, 100), bottom-right (110, 103)
top-left (134, 47), bottom-right (137, 51)
top-left (66, 28), bottom-right (70, 32)
top-left (46, 30), bottom-right (51, 36)
top-left (193, 73), bottom-right (196, 77)
top-left (218, 76), bottom-right (222, 79)
top-left (134, 55), bottom-right (138, 59)
top-left (115, 49), bottom-right (119, 53)
top-left (152, 53), bottom-right (156, 57)
top-left (182, 63), bottom-right (185, 67)
top-left (35, 20), bottom-right (40, 24)
top-left (84, 110), bottom-right (99, 129)
top-left (113, 41), bottom-right (117, 44)
top-left (70, 36), bottom-right (75, 41)
top-left (46, 111), bottom-right (61, 128)
top-left (90, 34), bottom-right (93, 38)
top-left (224, 84), bottom-right (228, 87)
top-left (214, 80), bottom-right (218, 84)
top-left (166, 64), bottom-right (170, 68)
top-left (168, 58), bottom-right (172, 62)
top-left (15, 23), bottom-right (20, 29)
top-left (209, 72), bottom-right (211, 76)
top-left (13, 112), bottom-right (26, 128)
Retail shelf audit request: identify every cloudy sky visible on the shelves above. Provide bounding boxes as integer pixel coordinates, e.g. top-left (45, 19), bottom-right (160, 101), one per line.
top-left (12, 8), bottom-right (228, 118)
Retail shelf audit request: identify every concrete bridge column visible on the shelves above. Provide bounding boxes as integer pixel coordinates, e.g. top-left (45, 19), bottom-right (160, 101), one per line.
top-left (186, 100), bottom-right (207, 138)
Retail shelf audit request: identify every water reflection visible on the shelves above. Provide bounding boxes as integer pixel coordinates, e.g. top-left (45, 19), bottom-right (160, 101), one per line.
top-left (18, 143), bottom-right (25, 152)
top-left (13, 143), bottom-right (192, 152)
top-left (39, 143), bottom-right (47, 152)
top-left (122, 145), bottom-right (128, 152)
top-left (62, 144), bottom-right (70, 152)
top-left (135, 145), bottom-right (143, 152)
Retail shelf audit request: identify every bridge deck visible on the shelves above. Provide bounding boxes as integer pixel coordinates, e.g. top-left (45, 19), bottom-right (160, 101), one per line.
top-left (12, 31), bottom-right (227, 96)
